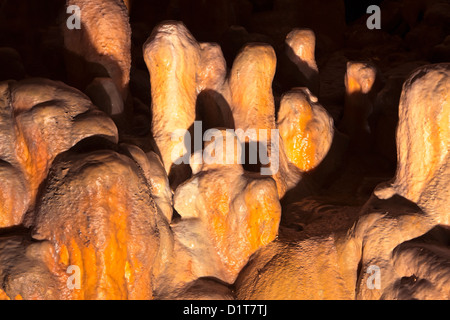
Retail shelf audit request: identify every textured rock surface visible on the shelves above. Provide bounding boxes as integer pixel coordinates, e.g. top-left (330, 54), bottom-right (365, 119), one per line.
top-left (0, 78), bottom-right (118, 227)
top-left (171, 130), bottom-right (281, 285)
top-left (85, 77), bottom-right (125, 116)
top-left (381, 63), bottom-right (449, 223)
top-left (122, 144), bottom-right (173, 223)
top-left (284, 29), bottom-right (319, 95)
top-left (387, 227), bottom-right (450, 300)
top-left (339, 61), bottom-right (379, 147)
top-left (235, 62), bottom-right (450, 301)
top-left (229, 43), bottom-right (298, 197)
top-left (230, 43), bottom-right (277, 132)
top-left (358, 224), bottom-right (450, 301)
top-left (24, 149), bottom-right (164, 299)
top-left (1, 1), bottom-right (449, 301)
top-left (277, 87), bottom-right (334, 172)
top-left (354, 63), bottom-right (449, 299)
top-left (0, 235), bottom-right (63, 300)
top-left (235, 237), bottom-right (358, 299)
top-left (64, 0), bottom-right (131, 101)
top-left (196, 42), bottom-right (234, 130)
top-left (143, 21), bottom-right (201, 188)
top-left (0, 162), bottom-right (29, 228)
top-left (352, 195), bottom-right (437, 300)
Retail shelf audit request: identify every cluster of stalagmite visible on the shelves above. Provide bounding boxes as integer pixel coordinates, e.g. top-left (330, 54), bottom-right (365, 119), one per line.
top-left (0, 0), bottom-right (449, 300)
top-left (236, 63), bottom-right (450, 300)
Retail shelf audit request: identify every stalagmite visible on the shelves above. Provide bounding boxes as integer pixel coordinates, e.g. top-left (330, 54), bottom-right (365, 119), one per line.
top-left (235, 238), bottom-right (359, 300)
top-left (121, 144), bottom-right (173, 222)
top-left (339, 61), bottom-right (378, 148)
top-left (169, 130), bottom-right (281, 286)
top-left (354, 63), bottom-right (449, 299)
top-left (230, 43), bottom-right (277, 132)
top-left (143, 21), bottom-right (201, 188)
top-left (229, 43), bottom-right (295, 197)
top-left (277, 87), bottom-right (334, 172)
top-left (27, 149), bottom-right (165, 300)
top-left (0, 162), bottom-right (29, 228)
top-left (196, 42), bottom-right (234, 130)
top-left (235, 63), bottom-right (450, 300)
top-left (64, 0), bottom-right (131, 106)
top-left (284, 29), bottom-right (319, 95)
top-left (0, 236), bottom-right (63, 300)
top-left (0, 78), bottom-right (118, 227)
top-left (85, 77), bottom-right (125, 117)
top-left (1, 0), bottom-right (449, 302)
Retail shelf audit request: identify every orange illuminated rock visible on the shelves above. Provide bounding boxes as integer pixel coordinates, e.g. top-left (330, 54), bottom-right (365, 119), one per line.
top-left (121, 144), bottom-right (173, 222)
top-left (284, 29), bottom-right (319, 95)
top-left (170, 130), bottom-right (281, 285)
top-left (196, 42), bottom-right (234, 130)
top-left (277, 87), bottom-right (334, 172)
top-left (235, 238), bottom-right (358, 299)
top-left (387, 232), bottom-right (450, 300)
top-left (352, 64), bottom-right (449, 300)
top-left (375, 63), bottom-right (449, 223)
top-left (0, 162), bottom-right (29, 228)
top-left (0, 78), bottom-right (118, 227)
top-left (230, 43), bottom-right (277, 132)
top-left (85, 77), bottom-right (125, 117)
top-left (351, 199), bottom-right (436, 300)
top-left (236, 65), bottom-right (449, 300)
top-left (64, 0), bottom-right (131, 102)
top-left (0, 235), bottom-right (64, 300)
top-left (26, 149), bottom-right (165, 300)
top-left (143, 22), bottom-right (235, 188)
top-left (176, 0), bottom-right (233, 41)
top-left (143, 21), bottom-right (201, 188)
top-left (229, 43), bottom-right (298, 197)
top-left (0, 289), bottom-right (10, 300)
top-left (339, 61), bottom-right (378, 147)
top-left (123, 0), bottom-right (131, 12)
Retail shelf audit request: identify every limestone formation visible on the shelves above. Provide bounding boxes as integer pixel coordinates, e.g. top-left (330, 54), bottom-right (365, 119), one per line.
top-left (230, 43), bottom-right (277, 132)
top-left (143, 21), bottom-right (201, 188)
top-left (0, 148), bottom-right (170, 300)
top-left (121, 144), bottom-right (173, 222)
top-left (277, 87), bottom-right (334, 172)
top-left (354, 63), bottom-right (449, 299)
top-left (284, 29), bottom-right (319, 95)
top-left (375, 63), bottom-right (449, 223)
top-left (27, 149), bottom-right (164, 300)
top-left (64, 0), bottom-right (131, 102)
top-left (85, 77), bottom-right (125, 117)
top-left (0, 235), bottom-right (64, 300)
top-left (196, 42), bottom-right (234, 130)
top-left (0, 162), bottom-right (29, 228)
top-left (339, 61), bottom-right (379, 148)
top-left (171, 130), bottom-right (281, 285)
top-left (235, 63), bottom-right (450, 301)
top-left (0, 78), bottom-right (118, 227)
top-left (387, 229), bottom-right (450, 300)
